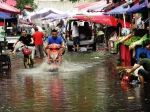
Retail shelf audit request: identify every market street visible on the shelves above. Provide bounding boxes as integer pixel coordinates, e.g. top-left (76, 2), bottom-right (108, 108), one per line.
top-left (0, 51), bottom-right (149, 112)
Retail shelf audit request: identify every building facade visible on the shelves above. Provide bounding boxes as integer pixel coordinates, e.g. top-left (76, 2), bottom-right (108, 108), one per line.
top-left (34, 0), bottom-right (100, 11)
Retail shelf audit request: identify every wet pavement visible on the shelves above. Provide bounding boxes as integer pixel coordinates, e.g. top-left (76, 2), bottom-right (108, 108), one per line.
top-left (0, 51), bottom-right (150, 112)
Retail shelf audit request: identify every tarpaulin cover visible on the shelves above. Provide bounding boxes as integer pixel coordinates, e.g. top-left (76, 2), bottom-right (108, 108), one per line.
top-left (0, 11), bottom-right (11, 19)
top-left (126, 0), bottom-right (148, 14)
top-left (105, 3), bottom-right (130, 14)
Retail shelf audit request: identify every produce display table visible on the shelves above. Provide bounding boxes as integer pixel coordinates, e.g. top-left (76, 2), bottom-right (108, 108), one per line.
top-left (119, 43), bottom-right (132, 62)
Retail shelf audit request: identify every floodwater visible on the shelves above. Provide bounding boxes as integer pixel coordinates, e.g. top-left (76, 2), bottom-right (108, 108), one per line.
top-left (0, 51), bottom-right (150, 112)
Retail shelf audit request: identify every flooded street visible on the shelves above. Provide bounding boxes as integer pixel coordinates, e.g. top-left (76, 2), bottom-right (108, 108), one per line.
top-left (0, 51), bottom-right (150, 112)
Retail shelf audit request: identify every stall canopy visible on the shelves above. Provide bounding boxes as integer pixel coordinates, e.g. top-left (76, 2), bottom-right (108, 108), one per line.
top-left (73, 15), bottom-right (130, 28)
top-left (30, 8), bottom-right (65, 20)
top-left (42, 13), bottom-right (68, 20)
top-left (0, 2), bottom-right (21, 14)
top-left (87, 4), bottom-right (110, 12)
top-left (94, 1), bottom-right (126, 12)
top-left (0, 11), bottom-right (11, 19)
top-left (126, 0), bottom-right (148, 14)
top-left (79, 1), bottom-right (108, 11)
top-left (105, 3), bottom-right (130, 14)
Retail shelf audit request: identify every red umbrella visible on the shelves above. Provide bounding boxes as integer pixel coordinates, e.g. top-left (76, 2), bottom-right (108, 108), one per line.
top-left (92, 15), bottom-right (117, 26)
top-left (73, 15), bottom-right (113, 24)
top-left (93, 16), bottom-right (131, 28)
top-left (73, 15), bottom-right (131, 28)
top-left (0, 2), bottom-right (21, 14)
top-left (119, 19), bottom-right (131, 28)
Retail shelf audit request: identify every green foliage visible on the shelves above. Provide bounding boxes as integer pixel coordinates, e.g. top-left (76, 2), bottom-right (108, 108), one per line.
top-left (16, 0), bottom-right (37, 11)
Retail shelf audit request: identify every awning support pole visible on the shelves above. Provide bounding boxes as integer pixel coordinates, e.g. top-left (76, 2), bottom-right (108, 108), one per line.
top-left (148, 9), bottom-right (150, 38)
top-left (130, 13), bottom-right (132, 34)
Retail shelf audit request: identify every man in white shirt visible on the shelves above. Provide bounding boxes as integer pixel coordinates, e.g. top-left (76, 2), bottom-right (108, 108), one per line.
top-left (31, 24), bottom-right (36, 36)
top-left (71, 21), bottom-right (79, 52)
top-left (135, 13), bottom-right (145, 29)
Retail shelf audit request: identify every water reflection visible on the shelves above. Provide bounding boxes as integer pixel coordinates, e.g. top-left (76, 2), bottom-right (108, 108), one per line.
top-left (48, 75), bottom-right (66, 111)
top-left (24, 76), bottom-right (34, 99)
top-left (0, 52), bottom-right (150, 111)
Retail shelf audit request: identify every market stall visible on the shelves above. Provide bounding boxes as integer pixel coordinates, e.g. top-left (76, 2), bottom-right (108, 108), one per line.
top-left (113, 29), bottom-right (149, 65)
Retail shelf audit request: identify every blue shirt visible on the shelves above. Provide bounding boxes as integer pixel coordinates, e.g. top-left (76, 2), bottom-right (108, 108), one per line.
top-left (46, 36), bottom-right (64, 44)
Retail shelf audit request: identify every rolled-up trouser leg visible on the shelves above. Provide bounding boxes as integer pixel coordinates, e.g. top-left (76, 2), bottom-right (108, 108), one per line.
top-left (138, 69), bottom-right (150, 81)
top-left (39, 45), bottom-right (44, 58)
top-left (28, 46), bottom-right (35, 59)
top-left (35, 45), bottom-right (40, 58)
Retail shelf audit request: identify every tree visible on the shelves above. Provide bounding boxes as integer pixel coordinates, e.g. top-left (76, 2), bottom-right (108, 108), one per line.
top-left (16, 0), bottom-right (37, 11)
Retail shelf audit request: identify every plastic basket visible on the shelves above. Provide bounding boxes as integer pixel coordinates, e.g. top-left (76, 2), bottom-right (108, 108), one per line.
top-left (136, 47), bottom-right (150, 61)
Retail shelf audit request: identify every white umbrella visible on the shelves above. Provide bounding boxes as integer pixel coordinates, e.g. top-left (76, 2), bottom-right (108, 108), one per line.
top-left (30, 8), bottom-right (66, 21)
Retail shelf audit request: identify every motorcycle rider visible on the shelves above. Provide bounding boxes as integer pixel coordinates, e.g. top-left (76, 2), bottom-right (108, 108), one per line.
top-left (9, 29), bottom-right (35, 59)
top-left (44, 29), bottom-right (65, 56)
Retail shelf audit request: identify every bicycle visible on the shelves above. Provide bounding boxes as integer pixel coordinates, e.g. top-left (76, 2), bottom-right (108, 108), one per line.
top-left (19, 45), bottom-right (34, 68)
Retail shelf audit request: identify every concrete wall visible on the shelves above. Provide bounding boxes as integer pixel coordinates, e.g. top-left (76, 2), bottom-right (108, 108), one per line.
top-left (34, 0), bottom-right (100, 11)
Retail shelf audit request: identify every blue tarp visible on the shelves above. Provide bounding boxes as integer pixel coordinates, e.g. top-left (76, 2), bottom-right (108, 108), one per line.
top-left (105, 3), bottom-right (130, 14)
top-left (126, 0), bottom-right (148, 14)
top-left (0, 11), bottom-right (12, 19)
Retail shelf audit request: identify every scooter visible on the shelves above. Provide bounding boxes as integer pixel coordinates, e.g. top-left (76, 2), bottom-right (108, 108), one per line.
top-left (47, 44), bottom-right (62, 71)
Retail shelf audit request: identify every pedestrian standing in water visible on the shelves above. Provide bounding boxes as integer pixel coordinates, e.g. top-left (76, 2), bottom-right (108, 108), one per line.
top-left (71, 21), bottom-right (79, 52)
top-left (33, 27), bottom-right (45, 59)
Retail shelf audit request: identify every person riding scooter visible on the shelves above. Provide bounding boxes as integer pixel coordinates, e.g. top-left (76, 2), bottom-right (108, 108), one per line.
top-left (44, 29), bottom-right (65, 56)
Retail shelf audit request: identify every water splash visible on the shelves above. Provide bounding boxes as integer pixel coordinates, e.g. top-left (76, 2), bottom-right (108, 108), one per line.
top-left (58, 60), bottom-right (86, 72)
top-left (16, 59), bottom-right (94, 75)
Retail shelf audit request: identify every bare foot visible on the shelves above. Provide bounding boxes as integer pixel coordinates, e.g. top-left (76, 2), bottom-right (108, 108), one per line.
top-left (72, 48), bottom-right (75, 52)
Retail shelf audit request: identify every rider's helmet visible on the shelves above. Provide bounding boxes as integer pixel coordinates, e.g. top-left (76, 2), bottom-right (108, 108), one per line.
top-left (23, 48), bottom-right (31, 55)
